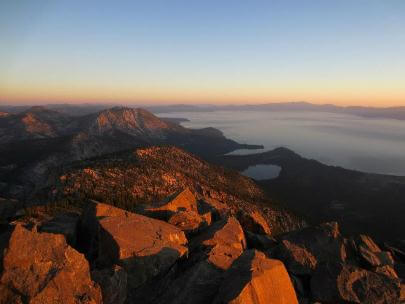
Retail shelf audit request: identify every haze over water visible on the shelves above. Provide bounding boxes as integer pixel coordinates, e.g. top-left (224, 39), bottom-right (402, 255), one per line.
top-left (159, 111), bottom-right (405, 176)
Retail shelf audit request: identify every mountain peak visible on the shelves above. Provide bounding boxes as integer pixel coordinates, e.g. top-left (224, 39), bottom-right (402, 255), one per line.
top-left (87, 107), bottom-right (171, 136)
top-left (24, 106), bottom-right (55, 114)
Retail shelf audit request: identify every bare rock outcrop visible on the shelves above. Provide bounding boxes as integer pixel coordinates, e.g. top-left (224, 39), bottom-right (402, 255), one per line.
top-left (149, 216), bottom-right (247, 304)
top-left (213, 249), bottom-right (298, 304)
top-left (168, 210), bottom-right (211, 234)
top-left (81, 202), bottom-right (188, 290)
top-left (271, 222), bottom-right (347, 275)
top-left (311, 262), bottom-right (401, 304)
top-left (150, 259), bottom-right (224, 304)
top-left (147, 188), bottom-right (198, 215)
top-left (192, 216), bottom-right (247, 270)
top-left (0, 224), bottom-right (102, 304)
top-left (237, 210), bottom-right (271, 235)
top-left (142, 189), bottom-right (211, 234)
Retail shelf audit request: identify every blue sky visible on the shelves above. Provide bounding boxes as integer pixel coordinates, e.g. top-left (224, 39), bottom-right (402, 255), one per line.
top-left (1, 0), bottom-right (404, 106)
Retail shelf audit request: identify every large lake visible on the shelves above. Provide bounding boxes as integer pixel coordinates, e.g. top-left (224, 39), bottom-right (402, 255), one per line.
top-left (158, 111), bottom-right (405, 176)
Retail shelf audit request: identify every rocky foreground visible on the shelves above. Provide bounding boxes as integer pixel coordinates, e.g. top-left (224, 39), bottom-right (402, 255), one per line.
top-left (1, 188), bottom-right (404, 303)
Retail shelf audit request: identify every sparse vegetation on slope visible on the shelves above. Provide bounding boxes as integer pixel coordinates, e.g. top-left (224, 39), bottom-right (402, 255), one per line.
top-left (45, 146), bottom-right (304, 235)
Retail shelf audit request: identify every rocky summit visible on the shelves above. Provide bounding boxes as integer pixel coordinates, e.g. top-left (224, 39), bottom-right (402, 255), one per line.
top-left (1, 183), bottom-right (404, 303)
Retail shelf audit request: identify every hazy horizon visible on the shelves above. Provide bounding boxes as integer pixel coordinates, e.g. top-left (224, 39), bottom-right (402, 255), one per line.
top-left (1, 1), bottom-right (404, 106)
top-left (2, 100), bottom-right (405, 109)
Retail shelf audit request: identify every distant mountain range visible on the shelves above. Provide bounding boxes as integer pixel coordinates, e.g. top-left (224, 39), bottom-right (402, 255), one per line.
top-left (0, 106), bottom-right (260, 197)
top-left (2, 102), bottom-right (405, 120)
top-left (1, 103), bottom-right (404, 243)
top-left (146, 102), bottom-right (405, 120)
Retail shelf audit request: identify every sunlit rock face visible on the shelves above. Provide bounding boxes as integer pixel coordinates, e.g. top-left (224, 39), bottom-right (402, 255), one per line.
top-left (81, 201), bottom-right (188, 290)
top-left (0, 224), bottom-right (102, 304)
top-left (213, 250), bottom-right (298, 304)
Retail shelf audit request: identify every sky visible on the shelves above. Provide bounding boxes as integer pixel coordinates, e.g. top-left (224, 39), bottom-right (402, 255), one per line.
top-left (1, 0), bottom-right (405, 106)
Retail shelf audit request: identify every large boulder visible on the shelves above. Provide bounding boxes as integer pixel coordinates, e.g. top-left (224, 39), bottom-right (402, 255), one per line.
top-left (237, 210), bottom-right (271, 235)
top-left (311, 262), bottom-right (401, 304)
top-left (192, 216), bottom-right (247, 270)
top-left (150, 260), bottom-right (224, 304)
top-left (271, 222), bottom-right (347, 275)
top-left (213, 250), bottom-right (298, 304)
top-left (145, 188), bottom-right (198, 219)
top-left (82, 202), bottom-right (188, 290)
top-left (199, 197), bottom-right (230, 220)
top-left (140, 189), bottom-right (212, 235)
top-left (0, 224), bottom-right (102, 304)
top-left (149, 216), bottom-right (247, 304)
top-left (168, 210), bottom-right (211, 235)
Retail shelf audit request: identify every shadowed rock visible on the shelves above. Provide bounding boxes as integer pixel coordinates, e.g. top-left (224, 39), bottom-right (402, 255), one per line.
top-left (237, 210), bottom-right (271, 235)
top-left (168, 210), bottom-right (211, 235)
top-left (375, 265), bottom-right (399, 280)
top-left (151, 260), bottom-right (224, 304)
top-left (0, 283), bottom-right (23, 303)
top-left (144, 188), bottom-right (198, 220)
top-left (395, 263), bottom-right (405, 281)
top-left (148, 216), bottom-right (247, 304)
top-left (92, 265), bottom-right (127, 304)
top-left (245, 231), bottom-right (278, 251)
top-left (192, 216), bottom-right (247, 270)
top-left (199, 197), bottom-right (230, 220)
top-left (39, 212), bottom-right (79, 246)
top-left (271, 222), bottom-right (347, 275)
top-left (311, 262), bottom-right (401, 303)
top-left (351, 234), bottom-right (395, 268)
top-left (0, 224), bottom-right (102, 303)
top-left (213, 250), bottom-right (298, 304)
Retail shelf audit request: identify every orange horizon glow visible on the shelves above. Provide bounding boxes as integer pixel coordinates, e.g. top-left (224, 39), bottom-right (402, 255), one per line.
top-left (1, 84), bottom-right (404, 107)
top-left (2, 2), bottom-right (404, 108)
